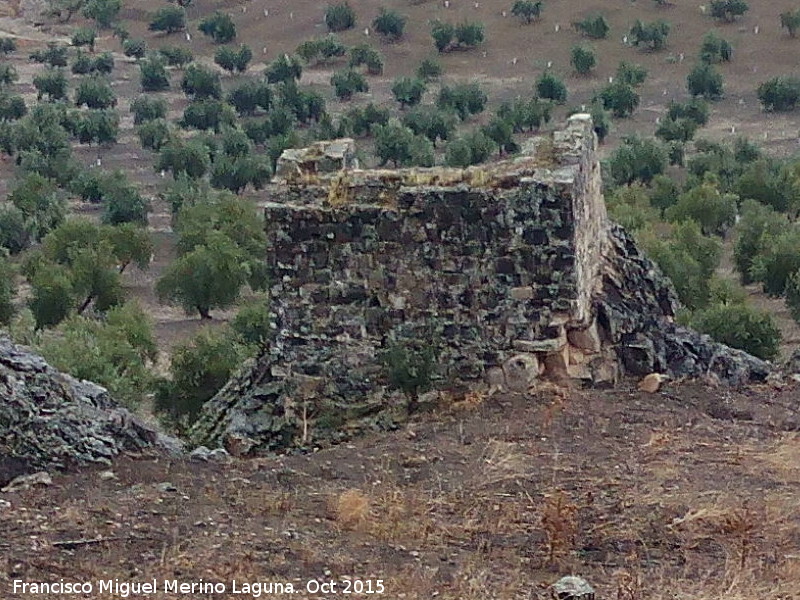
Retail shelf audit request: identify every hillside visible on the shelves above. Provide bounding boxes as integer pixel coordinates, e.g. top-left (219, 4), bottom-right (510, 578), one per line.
top-left (2, 1), bottom-right (800, 598)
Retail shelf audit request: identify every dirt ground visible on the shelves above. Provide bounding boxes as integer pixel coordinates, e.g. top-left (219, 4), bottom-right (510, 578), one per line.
top-left (3, 381), bottom-right (800, 599)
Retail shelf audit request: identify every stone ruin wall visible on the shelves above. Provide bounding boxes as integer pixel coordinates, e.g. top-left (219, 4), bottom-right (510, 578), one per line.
top-left (263, 115), bottom-right (614, 386)
top-left (190, 115), bottom-right (771, 454)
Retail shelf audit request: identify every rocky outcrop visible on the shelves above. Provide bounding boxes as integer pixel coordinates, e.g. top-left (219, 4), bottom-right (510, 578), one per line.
top-left (190, 115), bottom-right (774, 455)
top-left (0, 337), bottom-right (182, 485)
top-left (275, 138), bottom-right (358, 182)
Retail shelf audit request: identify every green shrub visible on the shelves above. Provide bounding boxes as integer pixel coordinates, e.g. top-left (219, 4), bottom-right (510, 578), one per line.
top-left (381, 337), bottom-right (438, 412)
top-left (75, 76), bottom-right (116, 109)
top-left (536, 71), bottom-right (567, 103)
top-left (709, 0), bottom-right (748, 22)
top-left (122, 38), bottom-right (146, 59)
top-left (38, 303), bottom-right (156, 406)
top-left (700, 31), bottom-right (733, 63)
top-left (131, 95), bottom-right (167, 125)
top-left (597, 81), bottom-right (639, 117)
top-left (574, 14), bottom-right (609, 39)
top-left (198, 11), bottom-right (236, 43)
top-left (0, 255), bottom-right (16, 326)
top-left (570, 45), bottom-right (596, 74)
top-left (687, 62), bottom-right (724, 99)
top-left (231, 298), bottom-right (272, 349)
top-left (607, 184), bottom-right (660, 231)
top-left (330, 69), bottom-right (368, 100)
top-left (608, 135), bottom-right (667, 185)
top-left (373, 8), bottom-right (406, 41)
top-left (757, 77), bottom-right (800, 112)
top-left (666, 178), bottom-right (737, 235)
top-left (749, 229), bottom-right (800, 296)
top-left (154, 327), bottom-right (248, 423)
top-left (780, 9), bottom-right (800, 38)
top-left (688, 303), bottom-right (779, 361)
top-left (325, 2), bottom-right (356, 32)
top-left (391, 76), bottom-right (426, 108)
top-left (149, 5), bottom-right (186, 34)
top-left (616, 61), bottom-right (648, 87)
top-left (437, 82), bottom-right (488, 120)
top-left (158, 46), bottom-right (193, 67)
top-left (349, 44), bottom-right (384, 74)
top-left (417, 57), bottom-right (442, 80)
top-left (82, 0), bottom-right (122, 28)
top-left (139, 55), bottom-right (170, 92)
top-left (265, 54), bottom-right (302, 84)
top-left (628, 19), bottom-right (671, 51)
top-left (136, 118), bottom-right (170, 151)
top-left (733, 200), bottom-right (789, 284)
top-left (71, 26), bottom-right (96, 51)
top-left (511, 0), bottom-right (543, 24)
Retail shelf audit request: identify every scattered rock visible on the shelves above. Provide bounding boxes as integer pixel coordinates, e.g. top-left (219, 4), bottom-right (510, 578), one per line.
top-left (189, 446), bottom-right (231, 463)
top-left (550, 576), bottom-right (595, 600)
top-left (98, 470), bottom-right (117, 481)
top-left (638, 373), bottom-right (668, 393)
top-left (2, 471), bottom-right (52, 493)
top-left (156, 482), bottom-right (177, 493)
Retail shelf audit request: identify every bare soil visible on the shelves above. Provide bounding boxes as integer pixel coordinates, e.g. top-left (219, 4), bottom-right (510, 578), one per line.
top-left (3, 382), bottom-right (800, 599)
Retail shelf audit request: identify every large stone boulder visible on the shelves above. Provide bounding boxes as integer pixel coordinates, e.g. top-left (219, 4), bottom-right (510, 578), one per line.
top-left (0, 337), bottom-right (182, 485)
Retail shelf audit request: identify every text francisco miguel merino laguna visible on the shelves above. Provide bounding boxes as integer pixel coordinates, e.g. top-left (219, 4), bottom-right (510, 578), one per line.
top-left (13, 578), bottom-right (387, 596)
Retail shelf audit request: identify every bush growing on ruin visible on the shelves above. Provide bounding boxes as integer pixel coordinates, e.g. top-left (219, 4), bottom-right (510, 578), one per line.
top-left (391, 76), bottom-right (426, 108)
top-left (71, 27), bottom-right (96, 51)
top-left (373, 8), bottom-right (406, 41)
top-left (149, 6), bottom-right (186, 34)
top-left (154, 327), bottom-right (248, 424)
top-left (231, 297), bottom-right (272, 350)
top-left (511, 0), bottom-right (543, 24)
top-left (689, 303), bottom-right (779, 360)
top-left (122, 38), bottom-right (146, 59)
top-left (381, 337), bottom-right (438, 413)
top-left (325, 2), bottom-right (357, 32)
top-left (0, 256), bottom-right (16, 326)
top-left (139, 56), bottom-right (169, 92)
top-left (198, 11), bottom-right (236, 44)
top-left (687, 62), bottom-right (724, 99)
top-left (536, 71), bottom-right (567, 104)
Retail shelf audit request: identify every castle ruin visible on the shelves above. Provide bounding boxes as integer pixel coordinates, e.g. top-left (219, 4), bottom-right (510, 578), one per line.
top-left (190, 115), bottom-right (770, 455)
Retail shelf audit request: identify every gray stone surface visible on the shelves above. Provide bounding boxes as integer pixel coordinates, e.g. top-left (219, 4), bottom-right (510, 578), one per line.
top-left (0, 336), bottom-right (182, 484)
top-left (190, 116), bottom-right (774, 455)
top-left (550, 576), bottom-right (595, 600)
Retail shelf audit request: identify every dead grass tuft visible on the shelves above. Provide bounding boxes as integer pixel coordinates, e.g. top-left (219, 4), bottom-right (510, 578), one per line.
top-left (333, 489), bottom-right (371, 530)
